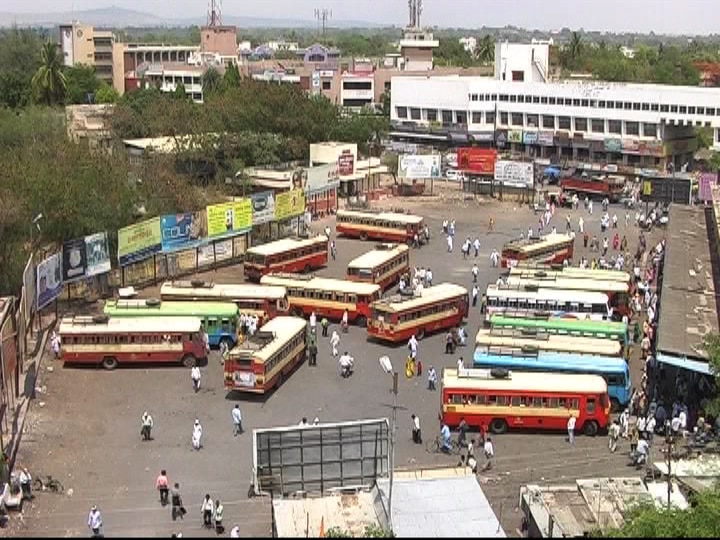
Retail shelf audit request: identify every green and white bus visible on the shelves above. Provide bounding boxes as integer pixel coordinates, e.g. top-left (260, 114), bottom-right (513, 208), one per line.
top-left (104, 299), bottom-right (239, 349)
top-left (489, 315), bottom-right (628, 345)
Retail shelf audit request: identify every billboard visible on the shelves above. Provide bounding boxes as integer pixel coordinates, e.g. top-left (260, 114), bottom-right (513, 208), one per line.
top-left (85, 232), bottom-right (111, 276)
top-left (251, 191), bottom-right (276, 225)
top-left (306, 162), bottom-right (340, 194)
top-left (507, 130), bottom-right (523, 143)
top-left (338, 149), bottom-right (355, 176)
top-left (62, 237), bottom-right (87, 283)
top-left (160, 211), bottom-right (208, 252)
top-left (36, 252), bottom-right (63, 310)
top-left (275, 190), bottom-right (306, 221)
top-left (399, 154), bottom-right (441, 179)
top-left (538, 131), bottom-right (554, 146)
top-left (457, 147), bottom-right (497, 175)
top-left (206, 200), bottom-right (252, 239)
top-left (494, 160), bottom-right (534, 187)
top-left (118, 217), bottom-right (162, 266)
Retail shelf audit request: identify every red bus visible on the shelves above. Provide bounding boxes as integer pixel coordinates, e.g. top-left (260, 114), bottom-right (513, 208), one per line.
top-left (367, 283), bottom-right (468, 342)
top-left (244, 235), bottom-right (328, 281)
top-left (58, 315), bottom-right (207, 370)
top-left (160, 281), bottom-right (289, 323)
top-left (346, 243), bottom-right (410, 290)
top-left (501, 233), bottom-right (574, 268)
top-left (560, 174), bottom-right (625, 202)
top-left (441, 368), bottom-right (610, 436)
top-left (224, 316), bottom-right (307, 393)
top-left (336, 209), bottom-right (424, 243)
top-left (260, 273), bottom-right (381, 326)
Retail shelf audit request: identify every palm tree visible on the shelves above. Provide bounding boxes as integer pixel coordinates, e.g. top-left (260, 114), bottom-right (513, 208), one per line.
top-left (32, 40), bottom-right (67, 106)
top-left (201, 66), bottom-right (222, 97)
top-left (475, 35), bottom-right (495, 64)
top-left (568, 31), bottom-right (583, 66)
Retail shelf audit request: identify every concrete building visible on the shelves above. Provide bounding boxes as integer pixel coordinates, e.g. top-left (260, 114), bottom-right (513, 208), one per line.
top-left (59, 23), bottom-right (121, 89)
top-left (341, 71), bottom-right (375, 110)
top-left (399, 28), bottom-right (439, 72)
top-left (200, 24), bottom-right (238, 63)
top-left (139, 63), bottom-right (208, 103)
top-left (122, 44), bottom-right (200, 94)
top-left (266, 40), bottom-right (300, 52)
top-left (66, 104), bottom-right (115, 152)
top-left (495, 41), bottom-right (550, 83)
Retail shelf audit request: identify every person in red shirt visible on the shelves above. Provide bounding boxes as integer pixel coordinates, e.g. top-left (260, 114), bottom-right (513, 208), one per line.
top-left (156, 470), bottom-right (169, 506)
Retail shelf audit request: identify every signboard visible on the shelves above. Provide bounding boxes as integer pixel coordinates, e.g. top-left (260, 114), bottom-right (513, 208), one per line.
top-left (198, 239), bottom-right (233, 266)
top-left (640, 176), bottom-right (692, 205)
top-left (470, 131), bottom-right (494, 142)
top-left (36, 252), bottom-right (63, 310)
top-left (604, 138), bottom-right (622, 153)
top-left (118, 217), bottom-right (162, 266)
top-left (312, 72), bottom-right (321, 88)
top-left (251, 191), bottom-right (276, 225)
top-left (338, 150), bottom-right (355, 176)
top-left (160, 211), bottom-right (208, 252)
top-left (399, 154), bottom-right (441, 179)
top-left (306, 162), bottom-right (340, 194)
top-left (494, 160), bottom-right (534, 187)
top-left (538, 131), bottom-right (554, 146)
top-left (85, 232), bottom-right (111, 276)
top-left (495, 130), bottom-right (508, 146)
top-left (275, 189), bottom-right (306, 221)
top-left (62, 237), bottom-right (87, 283)
top-left (523, 131), bottom-right (539, 145)
top-left (389, 141), bottom-right (418, 154)
top-left (206, 200), bottom-right (252, 239)
top-left (622, 139), bottom-right (640, 153)
top-left (639, 140), bottom-right (663, 156)
top-left (457, 147), bottom-right (497, 175)
top-left (507, 130), bottom-right (523, 143)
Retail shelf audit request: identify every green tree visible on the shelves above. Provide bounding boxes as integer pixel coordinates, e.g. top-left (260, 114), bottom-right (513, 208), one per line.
top-left (95, 83), bottom-right (119, 104)
top-left (475, 35), bottom-right (495, 64)
top-left (703, 333), bottom-right (720, 416)
top-left (379, 88), bottom-right (391, 118)
top-left (435, 38), bottom-right (478, 68)
top-left (64, 64), bottom-right (101, 104)
top-left (31, 40), bottom-right (67, 106)
top-left (567, 31), bottom-right (584, 67)
top-left (0, 28), bottom-right (42, 108)
top-left (222, 63), bottom-right (242, 91)
top-left (201, 66), bottom-right (222, 97)
top-left (173, 81), bottom-right (188, 100)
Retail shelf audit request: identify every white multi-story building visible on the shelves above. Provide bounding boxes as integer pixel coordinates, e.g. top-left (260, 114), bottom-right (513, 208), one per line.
top-left (390, 42), bottom-right (720, 170)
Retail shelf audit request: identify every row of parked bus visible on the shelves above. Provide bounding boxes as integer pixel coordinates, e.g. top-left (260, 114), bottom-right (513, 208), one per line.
top-left (437, 264), bottom-right (633, 437)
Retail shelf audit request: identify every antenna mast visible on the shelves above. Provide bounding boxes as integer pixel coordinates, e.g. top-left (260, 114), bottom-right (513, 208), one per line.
top-left (407, 0), bottom-right (422, 28)
top-left (314, 8), bottom-right (332, 37)
top-left (207, 0), bottom-right (222, 27)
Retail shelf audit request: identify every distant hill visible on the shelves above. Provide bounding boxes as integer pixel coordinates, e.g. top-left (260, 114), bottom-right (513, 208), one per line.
top-left (0, 6), bottom-right (384, 29)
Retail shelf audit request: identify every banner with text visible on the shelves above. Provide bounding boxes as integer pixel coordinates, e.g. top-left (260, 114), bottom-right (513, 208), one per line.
top-left (399, 154), bottom-right (441, 179)
top-left (118, 217), bottom-right (162, 266)
top-left (306, 162), bottom-right (340, 194)
top-left (275, 190), bottom-right (306, 221)
top-left (494, 160), bottom-right (534, 187)
top-left (206, 200), bottom-right (252, 239)
top-left (62, 237), bottom-right (88, 283)
top-left (85, 232), bottom-right (111, 276)
top-left (251, 191), bottom-right (276, 225)
top-left (160, 211), bottom-right (208, 252)
top-left (36, 252), bottom-right (63, 310)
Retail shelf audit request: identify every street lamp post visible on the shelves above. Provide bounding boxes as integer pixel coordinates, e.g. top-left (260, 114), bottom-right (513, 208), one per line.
top-left (379, 356), bottom-right (403, 533)
top-left (665, 420), bottom-right (674, 510)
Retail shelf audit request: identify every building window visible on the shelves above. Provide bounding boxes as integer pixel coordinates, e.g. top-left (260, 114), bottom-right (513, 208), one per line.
top-left (608, 120), bottom-right (622, 134)
top-left (510, 95), bottom-right (517, 103)
top-left (679, 105), bottom-right (687, 113)
top-left (500, 112), bottom-right (508, 125)
top-left (471, 112), bottom-right (483, 123)
top-left (427, 109), bottom-right (437, 122)
top-left (708, 108), bottom-right (716, 116)
top-left (574, 118), bottom-right (587, 132)
top-left (485, 111), bottom-right (496, 124)
top-left (651, 104), bottom-right (659, 111)
top-left (526, 114), bottom-right (539, 128)
top-left (688, 106), bottom-right (696, 114)
top-left (670, 105), bottom-right (678, 112)
top-left (410, 108), bottom-right (421, 120)
top-left (322, 81), bottom-right (331, 90)
top-left (606, 101), bottom-right (614, 109)
top-left (442, 110), bottom-right (453, 124)
top-left (697, 107), bottom-right (705, 114)
top-left (456, 111), bottom-right (467, 124)
top-left (517, 95), bottom-right (525, 103)
top-left (641, 103), bottom-right (650, 111)
top-left (478, 94), bottom-right (485, 101)
top-left (572, 99), bottom-right (580, 106)
top-left (541, 97), bottom-right (548, 104)
top-left (534, 96), bottom-right (541, 104)
top-left (625, 121), bottom-right (640, 136)
top-left (591, 119), bottom-right (605, 133)
top-left (598, 100), bottom-right (606, 108)
top-left (491, 94), bottom-right (497, 101)
top-left (643, 123), bottom-right (657, 137)
top-left (632, 103), bottom-right (641, 111)
top-left (542, 115), bottom-right (555, 129)
top-left (624, 102), bottom-right (632, 110)
top-left (511, 113), bottom-right (523, 126)
top-left (581, 99), bottom-right (589, 107)
top-left (549, 97), bottom-right (556, 105)
top-left (470, 93), bottom-right (477, 101)
top-left (558, 116), bottom-right (571, 130)
top-left (499, 94), bottom-right (509, 102)
top-left (396, 106), bottom-right (407, 119)
top-left (660, 104), bottom-right (669, 112)
top-left (512, 70), bottom-right (525, 81)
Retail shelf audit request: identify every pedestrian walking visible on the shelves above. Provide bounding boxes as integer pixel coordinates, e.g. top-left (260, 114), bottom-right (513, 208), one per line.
top-left (88, 505), bottom-right (103, 538)
top-left (567, 413), bottom-right (576, 445)
top-left (472, 263), bottom-right (479, 283)
top-left (191, 365), bottom-right (201, 393)
top-left (171, 483), bottom-right (187, 521)
top-left (427, 365), bottom-right (437, 390)
top-left (330, 329), bottom-right (340, 357)
top-left (309, 311), bottom-right (317, 331)
top-left (426, 268), bottom-right (433, 286)
top-left (321, 317), bottom-right (329, 337)
top-left (483, 437), bottom-right (494, 470)
top-left (308, 341), bottom-right (318, 366)
top-left (473, 237), bottom-right (481, 257)
top-left (447, 235), bottom-right (453, 252)
top-left (608, 421), bottom-right (620, 452)
top-left (141, 411), bottom-right (154, 441)
top-left (472, 285), bottom-right (479, 307)
top-left (330, 240), bottom-right (337, 260)
top-left (457, 356), bottom-right (465, 376)
top-left (488, 217), bottom-right (495, 232)
top-left (50, 331), bottom-right (61, 359)
top-left (230, 525), bottom-right (241, 538)
top-left (214, 499), bottom-right (225, 534)
top-left (156, 470), bottom-right (169, 506)
top-left (232, 405), bottom-right (243, 436)
top-left (201, 494), bottom-right (215, 528)
top-left (324, 225), bottom-right (331, 238)
top-left (411, 414), bottom-right (422, 444)
top-left (588, 200), bottom-right (593, 214)
top-left (565, 214), bottom-right (571, 232)
top-left (192, 419), bottom-right (203, 450)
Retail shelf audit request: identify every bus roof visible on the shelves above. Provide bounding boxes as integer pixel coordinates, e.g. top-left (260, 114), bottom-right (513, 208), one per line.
top-left (371, 283), bottom-right (468, 312)
top-left (489, 315), bottom-right (628, 334)
top-left (229, 316), bottom-right (306, 361)
top-left (502, 233), bottom-right (573, 253)
top-left (246, 235), bottom-right (328, 257)
top-left (486, 284), bottom-right (609, 304)
top-left (261, 273), bottom-right (381, 295)
top-left (474, 329), bottom-right (622, 356)
top-left (347, 244), bottom-right (409, 270)
top-left (337, 209), bottom-right (424, 225)
top-left (59, 316), bottom-right (202, 334)
top-left (510, 266), bottom-right (630, 283)
top-left (160, 281), bottom-right (287, 300)
top-left (505, 276), bottom-right (629, 293)
top-left (442, 368), bottom-right (608, 394)
top-left (104, 299), bottom-right (238, 317)
top-left (472, 351), bottom-right (628, 374)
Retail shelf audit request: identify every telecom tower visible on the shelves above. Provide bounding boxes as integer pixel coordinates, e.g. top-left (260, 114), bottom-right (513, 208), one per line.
top-left (207, 0), bottom-right (222, 27)
top-left (407, 0), bottom-right (423, 28)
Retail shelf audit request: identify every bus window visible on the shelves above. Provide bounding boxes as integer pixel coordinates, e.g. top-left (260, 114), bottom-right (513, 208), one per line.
top-left (532, 397), bottom-right (543, 407)
top-left (586, 398), bottom-right (596, 414)
top-left (488, 395), bottom-right (497, 405)
top-left (570, 398), bottom-right (580, 409)
top-left (451, 394), bottom-right (463, 404)
top-left (511, 396), bottom-right (520, 406)
top-left (558, 397), bottom-right (567, 408)
top-left (549, 398), bottom-right (559, 408)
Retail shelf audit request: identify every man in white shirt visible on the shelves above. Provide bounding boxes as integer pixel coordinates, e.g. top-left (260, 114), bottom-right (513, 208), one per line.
top-left (483, 437), bottom-right (494, 470)
top-left (446, 234), bottom-right (453, 253)
top-left (456, 357), bottom-right (465, 376)
top-left (309, 312), bottom-right (317, 331)
top-left (231, 405), bottom-right (243, 436)
top-left (567, 414), bottom-right (577, 445)
top-left (411, 414), bottom-right (421, 444)
top-left (635, 438), bottom-right (650, 464)
top-left (426, 268), bottom-right (433, 286)
top-left (330, 330), bottom-right (340, 357)
top-left (408, 335), bottom-right (418, 359)
top-left (472, 263), bottom-right (479, 283)
top-left (88, 505), bottom-right (103, 537)
top-left (490, 249), bottom-right (499, 268)
top-left (473, 237), bottom-right (481, 257)
top-left (427, 366), bottom-right (437, 391)
top-left (191, 366), bottom-right (201, 392)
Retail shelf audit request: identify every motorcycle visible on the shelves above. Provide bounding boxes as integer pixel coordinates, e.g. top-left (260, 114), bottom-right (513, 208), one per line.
top-left (339, 356), bottom-right (354, 378)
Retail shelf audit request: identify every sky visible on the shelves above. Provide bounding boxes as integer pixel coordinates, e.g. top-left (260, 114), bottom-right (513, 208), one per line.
top-left (3, 0), bottom-right (720, 35)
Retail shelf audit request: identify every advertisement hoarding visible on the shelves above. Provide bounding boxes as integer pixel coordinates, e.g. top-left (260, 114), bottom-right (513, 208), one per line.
top-left (85, 232), bottom-right (111, 276)
top-left (538, 131), bottom-right (554, 146)
top-left (251, 192), bottom-right (276, 225)
top-left (62, 237), bottom-right (87, 283)
top-left (206, 200), bottom-right (252, 239)
top-left (36, 252), bottom-right (63, 310)
top-left (494, 160), bottom-right (534, 187)
top-left (457, 147), bottom-right (497, 175)
top-left (275, 190), bottom-right (306, 221)
top-left (306, 162), bottom-right (340, 194)
top-left (118, 217), bottom-right (162, 266)
top-left (338, 150), bottom-right (355, 176)
top-left (507, 130), bottom-right (523, 143)
top-left (160, 211), bottom-right (208, 252)
top-left (399, 154), bottom-right (441, 179)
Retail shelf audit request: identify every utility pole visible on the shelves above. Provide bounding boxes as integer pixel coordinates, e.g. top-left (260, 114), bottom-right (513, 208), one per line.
top-left (314, 8), bottom-right (332, 37)
top-left (207, 0), bottom-right (222, 26)
top-left (379, 356), bottom-right (405, 533)
top-left (666, 426), bottom-right (673, 510)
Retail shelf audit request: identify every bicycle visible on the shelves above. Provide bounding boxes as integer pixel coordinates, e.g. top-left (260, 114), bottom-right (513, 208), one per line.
top-left (33, 475), bottom-right (64, 494)
top-left (425, 436), bottom-right (462, 455)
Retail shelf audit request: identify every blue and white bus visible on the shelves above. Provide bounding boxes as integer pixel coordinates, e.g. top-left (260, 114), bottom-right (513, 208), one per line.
top-left (472, 350), bottom-right (631, 410)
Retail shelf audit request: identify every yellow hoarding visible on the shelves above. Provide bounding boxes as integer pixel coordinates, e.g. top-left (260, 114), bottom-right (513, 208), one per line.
top-left (117, 216), bottom-right (162, 266)
top-left (206, 199), bottom-right (252, 238)
top-left (275, 190), bottom-right (306, 221)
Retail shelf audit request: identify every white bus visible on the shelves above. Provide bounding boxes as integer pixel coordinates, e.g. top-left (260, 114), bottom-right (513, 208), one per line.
top-left (474, 329), bottom-right (622, 357)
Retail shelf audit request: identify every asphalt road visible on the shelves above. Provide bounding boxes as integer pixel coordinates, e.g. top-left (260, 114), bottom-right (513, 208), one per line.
top-left (14, 187), bottom-right (662, 537)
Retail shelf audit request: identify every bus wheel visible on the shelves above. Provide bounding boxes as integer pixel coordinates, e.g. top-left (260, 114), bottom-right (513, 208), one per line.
top-left (416, 328), bottom-right (425, 340)
top-left (355, 315), bottom-right (367, 327)
top-left (275, 371), bottom-right (284, 389)
top-left (182, 355), bottom-right (196, 368)
top-left (101, 356), bottom-right (118, 370)
top-left (304, 264), bottom-right (311, 273)
top-left (489, 418), bottom-right (507, 435)
top-left (360, 232), bottom-right (368, 241)
top-left (583, 420), bottom-right (599, 437)
top-left (610, 398), bottom-right (621, 413)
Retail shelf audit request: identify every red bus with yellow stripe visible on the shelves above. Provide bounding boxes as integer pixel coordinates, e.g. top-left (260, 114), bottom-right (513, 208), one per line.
top-left (336, 209), bottom-right (424, 243)
top-left (346, 243), bottom-right (410, 290)
top-left (244, 235), bottom-right (328, 281)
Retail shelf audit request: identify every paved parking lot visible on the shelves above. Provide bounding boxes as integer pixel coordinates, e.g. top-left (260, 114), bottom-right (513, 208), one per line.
top-left (14, 189), bottom-right (658, 537)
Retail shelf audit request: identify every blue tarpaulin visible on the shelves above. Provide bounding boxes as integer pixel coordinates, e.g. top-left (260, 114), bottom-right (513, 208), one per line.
top-left (544, 166), bottom-right (560, 178)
